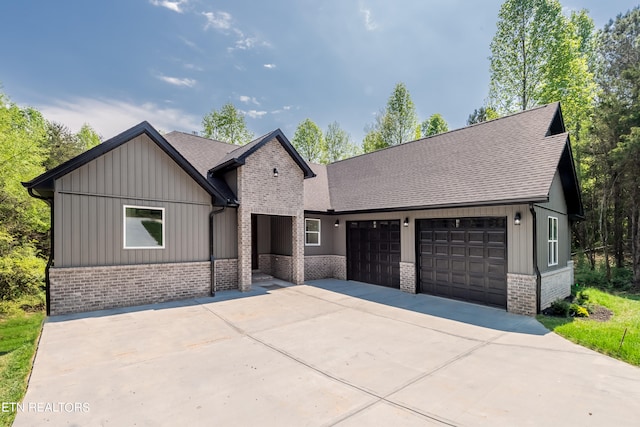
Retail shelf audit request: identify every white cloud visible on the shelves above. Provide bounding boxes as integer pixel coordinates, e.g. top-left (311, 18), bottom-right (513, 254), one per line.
top-left (263, 63), bottom-right (276, 69)
top-left (202, 11), bottom-right (232, 30)
top-left (239, 95), bottom-right (260, 105)
top-left (157, 75), bottom-right (197, 87)
top-left (183, 63), bottom-right (203, 71)
top-left (283, 105), bottom-right (291, 110)
top-left (359, 4), bottom-right (378, 31)
top-left (149, 0), bottom-right (187, 13)
top-left (243, 110), bottom-right (267, 119)
top-left (38, 97), bottom-right (200, 139)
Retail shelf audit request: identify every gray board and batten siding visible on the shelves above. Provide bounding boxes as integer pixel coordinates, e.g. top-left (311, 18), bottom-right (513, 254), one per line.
top-left (309, 204), bottom-right (534, 276)
top-left (534, 171), bottom-right (571, 274)
top-left (54, 134), bottom-right (212, 267)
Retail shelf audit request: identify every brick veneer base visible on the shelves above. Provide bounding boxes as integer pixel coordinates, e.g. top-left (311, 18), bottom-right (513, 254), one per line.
top-left (304, 255), bottom-right (347, 281)
top-left (507, 273), bottom-right (537, 316)
top-left (257, 254), bottom-right (293, 281)
top-left (399, 262), bottom-right (416, 293)
top-left (540, 261), bottom-right (573, 309)
top-left (214, 258), bottom-right (238, 291)
top-left (49, 261), bottom-right (211, 315)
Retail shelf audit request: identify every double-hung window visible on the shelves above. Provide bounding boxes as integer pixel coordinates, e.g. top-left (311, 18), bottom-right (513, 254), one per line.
top-left (548, 216), bottom-right (558, 266)
top-left (123, 205), bottom-right (165, 249)
top-left (305, 218), bottom-right (321, 246)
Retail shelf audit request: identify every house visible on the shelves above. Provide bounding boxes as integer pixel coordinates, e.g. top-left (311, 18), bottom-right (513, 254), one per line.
top-left (24, 102), bottom-right (582, 316)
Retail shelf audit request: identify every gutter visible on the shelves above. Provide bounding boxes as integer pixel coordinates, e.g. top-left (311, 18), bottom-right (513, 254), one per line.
top-left (209, 205), bottom-right (226, 296)
top-left (27, 188), bottom-right (53, 316)
top-left (530, 203), bottom-right (541, 314)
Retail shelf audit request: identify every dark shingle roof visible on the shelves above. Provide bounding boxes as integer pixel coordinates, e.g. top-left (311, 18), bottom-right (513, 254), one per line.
top-left (304, 163), bottom-right (332, 212)
top-left (307, 103), bottom-right (580, 215)
top-left (164, 131), bottom-right (237, 177)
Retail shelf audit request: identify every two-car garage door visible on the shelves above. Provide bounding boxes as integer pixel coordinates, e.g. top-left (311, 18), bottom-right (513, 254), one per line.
top-left (346, 217), bottom-right (507, 308)
top-left (417, 218), bottom-right (507, 308)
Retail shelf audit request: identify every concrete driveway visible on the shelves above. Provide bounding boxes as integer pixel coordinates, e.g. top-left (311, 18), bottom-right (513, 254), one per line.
top-left (14, 279), bottom-right (640, 426)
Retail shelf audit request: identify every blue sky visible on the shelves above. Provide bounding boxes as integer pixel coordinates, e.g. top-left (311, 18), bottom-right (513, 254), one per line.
top-left (1, 1), bottom-right (637, 144)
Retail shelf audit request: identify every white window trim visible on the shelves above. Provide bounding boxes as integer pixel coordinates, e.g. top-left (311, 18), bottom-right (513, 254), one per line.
top-left (548, 216), bottom-right (558, 266)
top-left (305, 218), bottom-right (321, 246)
top-left (123, 205), bottom-right (166, 250)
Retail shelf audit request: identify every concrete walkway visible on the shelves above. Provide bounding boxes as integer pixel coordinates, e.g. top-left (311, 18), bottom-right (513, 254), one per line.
top-left (14, 279), bottom-right (640, 426)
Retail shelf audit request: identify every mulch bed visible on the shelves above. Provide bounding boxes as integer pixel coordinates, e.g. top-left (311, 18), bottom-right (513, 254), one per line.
top-left (540, 303), bottom-right (613, 322)
top-left (587, 305), bottom-right (614, 322)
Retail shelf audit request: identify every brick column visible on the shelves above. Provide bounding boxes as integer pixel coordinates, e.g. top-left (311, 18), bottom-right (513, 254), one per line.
top-left (237, 207), bottom-right (252, 291)
top-left (292, 212), bottom-right (305, 285)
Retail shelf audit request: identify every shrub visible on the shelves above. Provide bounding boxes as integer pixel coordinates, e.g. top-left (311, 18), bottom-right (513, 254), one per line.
top-left (570, 303), bottom-right (589, 318)
top-left (0, 244), bottom-right (46, 300)
top-left (549, 299), bottom-right (570, 317)
top-left (576, 290), bottom-right (590, 305)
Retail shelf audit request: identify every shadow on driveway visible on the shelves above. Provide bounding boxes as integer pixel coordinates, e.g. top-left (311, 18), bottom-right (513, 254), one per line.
top-left (304, 279), bottom-right (549, 336)
top-left (47, 278), bottom-right (548, 336)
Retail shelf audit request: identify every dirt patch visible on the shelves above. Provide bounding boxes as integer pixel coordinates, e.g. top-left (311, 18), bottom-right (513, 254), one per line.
top-left (588, 305), bottom-right (614, 322)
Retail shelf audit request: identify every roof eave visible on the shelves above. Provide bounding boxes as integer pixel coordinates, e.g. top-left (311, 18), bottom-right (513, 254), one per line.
top-left (304, 197), bottom-right (549, 215)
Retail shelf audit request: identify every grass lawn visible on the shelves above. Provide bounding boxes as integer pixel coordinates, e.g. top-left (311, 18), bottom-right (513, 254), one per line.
top-left (0, 311), bottom-right (44, 427)
top-left (537, 288), bottom-right (640, 366)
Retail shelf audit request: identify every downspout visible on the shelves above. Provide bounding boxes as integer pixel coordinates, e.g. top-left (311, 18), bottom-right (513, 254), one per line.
top-left (209, 205), bottom-right (226, 297)
top-left (28, 188), bottom-right (53, 316)
top-left (529, 203), bottom-right (541, 314)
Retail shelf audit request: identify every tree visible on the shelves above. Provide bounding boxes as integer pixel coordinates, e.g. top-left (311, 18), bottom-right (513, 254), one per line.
top-left (292, 118), bottom-right (324, 163)
top-left (362, 129), bottom-right (386, 154)
top-left (322, 122), bottom-right (359, 164)
top-left (467, 106), bottom-right (499, 125)
top-left (538, 10), bottom-right (597, 141)
top-left (77, 123), bottom-right (101, 150)
top-left (363, 83), bottom-right (418, 153)
top-left (0, 91), bottom-right (49, 299)
top-left (379, 82), bottom-right (418, 146)
top-left (588, 7), bottom-right (640, 276)
top-left (489, 0), bottom-right (565, 112)
top-left (421, 113), bottom-right (449, 137)
top-left (202, 102), bottom-right (254, 145)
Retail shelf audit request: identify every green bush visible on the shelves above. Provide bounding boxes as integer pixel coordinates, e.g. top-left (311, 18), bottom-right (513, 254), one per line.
top-left (576, 290), bottom-right (590, 305)
top-left (0, 244), bottom-right (46, 300)
top-left (570, 303), bottom-right (590, 318)
top-left (549, 299), bottom-right (570, 316)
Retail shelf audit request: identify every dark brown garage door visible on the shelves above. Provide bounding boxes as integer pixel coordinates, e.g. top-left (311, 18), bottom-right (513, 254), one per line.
top-left (417, 217), bottom-right (507, 307)
top-left (347, 220), bottom-right (401, 288)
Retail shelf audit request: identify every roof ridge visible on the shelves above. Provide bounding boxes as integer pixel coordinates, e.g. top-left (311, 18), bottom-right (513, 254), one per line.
top-left (326, 102), bottom-right (559, 166)
top-left (166, 130), bottom-right (239, 147)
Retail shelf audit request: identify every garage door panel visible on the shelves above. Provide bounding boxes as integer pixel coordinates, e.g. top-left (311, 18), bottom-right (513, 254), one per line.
top-left (451, 260), bottom-right (466, 271)
top-left (451, 231), bottom-right (465, 242)
top-left (451, 245), bottom-right (466, 257)
top-left (418, 217), bottom-right (507, 308)
top-left (435, 258), bottom-right (449, 270)
top-left (488, 247), bottom-right (505, 259)
top-left (347, 220), bottom-right (400, 289)
top-left (469, 247), bottom-right (484, 258)
top-left (468, 261), bottom-right (485, 273)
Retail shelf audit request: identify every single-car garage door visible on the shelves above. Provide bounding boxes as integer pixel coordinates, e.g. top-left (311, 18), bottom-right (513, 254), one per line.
top-left (347, 220), bottom-right (400, 288)
top-left (417, 217), bottom-right (507, 308)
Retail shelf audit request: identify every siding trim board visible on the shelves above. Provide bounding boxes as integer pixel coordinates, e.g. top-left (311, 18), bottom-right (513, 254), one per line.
top-left (57, 190), bottom-right (211, 206)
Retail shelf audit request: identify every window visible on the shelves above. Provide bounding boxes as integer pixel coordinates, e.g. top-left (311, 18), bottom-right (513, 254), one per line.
top-left (123, 205), bottom-right (165, 249)
top-left (548, 216), bottom-right (558, 266)
top-left (305, 218), bottom-right (321, 246)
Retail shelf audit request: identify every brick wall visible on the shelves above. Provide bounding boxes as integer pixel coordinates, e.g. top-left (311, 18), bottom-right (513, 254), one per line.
top-left (304, 255), bottom-right (347, 281)
top-left (399, 262), bottom-right (416, 293)
top-left (214, 258), bottom-right (238, 291)
top-left (507, 273), bottom-right (537, 316)
top-left (49, 261), bottom-right (210, 315)
top-left (258, 254), bottom-right (272, 275)
top-left (540, 261), bottom-right (573, 309)
top-left (236, 138), bottom-right (305, 290)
